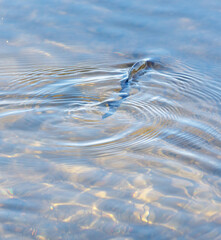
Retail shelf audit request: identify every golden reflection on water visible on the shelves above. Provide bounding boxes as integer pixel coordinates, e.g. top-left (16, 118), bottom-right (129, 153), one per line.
top-left (0, 57), bottom-right (220, 239)
top-left (1, 150), bottom-right (221, 239)
top-left (1, 0), bottom-right (221, 238)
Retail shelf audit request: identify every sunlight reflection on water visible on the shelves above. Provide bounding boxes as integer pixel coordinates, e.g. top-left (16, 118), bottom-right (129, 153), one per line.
top-left (0, 0), bottom-right (221, 239)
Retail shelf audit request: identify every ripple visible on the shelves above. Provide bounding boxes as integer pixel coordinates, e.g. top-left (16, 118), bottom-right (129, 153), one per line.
top-left (0, 58), bottom-right (220, 163)
top-left (0, 57), bottom-right (221, 240)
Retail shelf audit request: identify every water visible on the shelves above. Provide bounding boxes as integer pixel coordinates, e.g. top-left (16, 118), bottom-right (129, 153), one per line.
top-left (0, 0), bottom-right (221, 239)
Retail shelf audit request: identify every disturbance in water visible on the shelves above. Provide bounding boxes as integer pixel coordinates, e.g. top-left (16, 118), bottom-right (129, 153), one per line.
top-left (102, 58), bottom-right (165, 118)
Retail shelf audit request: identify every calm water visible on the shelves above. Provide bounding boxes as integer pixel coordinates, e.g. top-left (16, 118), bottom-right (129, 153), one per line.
top-left (0, 0), bottom-right (221, 239)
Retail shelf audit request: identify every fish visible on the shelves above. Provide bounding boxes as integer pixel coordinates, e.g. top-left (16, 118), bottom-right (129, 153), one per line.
top-left (102, 58), bottom-right (164, 119)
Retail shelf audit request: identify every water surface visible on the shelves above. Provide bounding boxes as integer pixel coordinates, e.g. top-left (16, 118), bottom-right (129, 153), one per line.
top-left (0, 0), bottom-right (221, 239)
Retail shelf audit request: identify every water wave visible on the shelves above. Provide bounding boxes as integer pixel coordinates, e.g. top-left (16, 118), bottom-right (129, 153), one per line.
top-left (1, 58), bottom-right (220, 156)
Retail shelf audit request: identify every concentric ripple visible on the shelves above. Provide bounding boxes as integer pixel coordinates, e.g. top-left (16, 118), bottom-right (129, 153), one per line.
top-left (0, 57), bottom-right (221, 240)
top-left (1, 58), bottom-right (220, 158)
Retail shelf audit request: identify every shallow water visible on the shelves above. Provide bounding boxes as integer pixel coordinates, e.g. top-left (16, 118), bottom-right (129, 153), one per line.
top-left (0, 0), bottom-right (221, 239)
